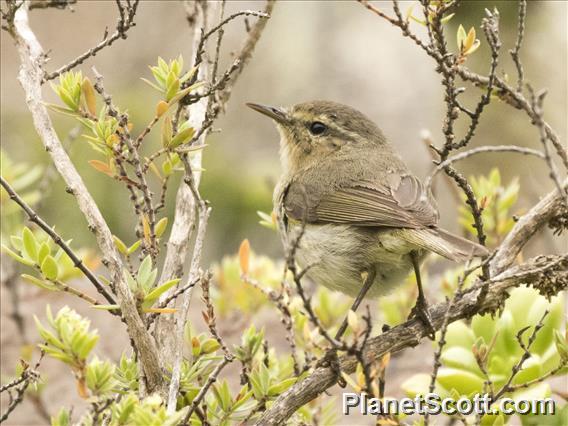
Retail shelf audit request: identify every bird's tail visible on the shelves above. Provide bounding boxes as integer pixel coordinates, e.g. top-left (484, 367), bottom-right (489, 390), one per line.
top-left (400, 227), bottom-right (489, 262)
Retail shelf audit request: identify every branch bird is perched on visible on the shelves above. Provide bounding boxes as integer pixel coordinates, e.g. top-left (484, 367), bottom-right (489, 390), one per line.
top-left (247, 100), bottom-right (488, 337)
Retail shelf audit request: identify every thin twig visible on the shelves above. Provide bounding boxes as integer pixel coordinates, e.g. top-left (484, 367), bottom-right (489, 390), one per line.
top-left (424, 261), bottom-right (474, 426)
top-left (1, 175), bottom-right (116, 305)
top-left (424, 145), bottom-right (545, 194)
top-left (527, 85), bottom-right (568, 206)
top-left (11, 2), bottom-right (163, 393)
top-left (494, 312), bottom-right (549, 401)
top-left (181, 356), bottom-right (232, 425)
top-left (91, 68), bottom-right (159, 258)
top-left (0, 354), bottom-right (43, 423)
top-left (201, 271), bottom-right (233, 359)
top-left (256, 253), bottom-right (567, 425)
top-left (456, 67), bottom-right (568, 173)
top-left (510, 0), bottom-right (527, 93)
top-left (43, 0), bottom-right (139, 82)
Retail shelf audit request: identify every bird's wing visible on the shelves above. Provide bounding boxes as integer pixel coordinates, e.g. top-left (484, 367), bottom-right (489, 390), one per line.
top-left (283, 173), bottom-right (439, 228)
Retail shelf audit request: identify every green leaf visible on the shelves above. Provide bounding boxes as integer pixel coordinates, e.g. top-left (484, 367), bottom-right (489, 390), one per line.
top-left (1, 245), bottom-right (35, 266)
top-left (268, 377), bottom-right (296, 396)
top-left (401, 373), bottom-right (438, 398)
top-left (51, 408), bottom-right (71, 426)
top-left (58, 87), bottom-right (79, 111)
top-left (78, 335), bottom-right (100, 359)
top-left (437, 367), bottom-right (485, 395)
top-left (137, 256), bottom-right (152, 284)
top-left (512, 355), bottom-right (543, 385)
top-left (22, 227), bottom-right (38, 262)
top-left (41, 255), bottom-right (59, 280)
top-left (167, 81), bottom-right (204, 105)
top-left (162, 159), bottom-right (173, 176)
top-left (142, 279), bottom-right (180, 308)
top-left (179, 66), bottom-right (197, 84)
top-left (165, 78), bottom-right (180, 102)
top-left (154, 217), bottom-right (168, 238)
top-left (37, 242), bottom-right (50, 265)
top-left (127, 240), bottom-right (141, 255)
top-left (140, 77), bottom-right (162, 92)
top-left (441, 346), bottom-right (482, 375)
top-left (212, 381), bottom-right (232, 412)
top-left (22, 274), bottom-right (57, 291)
top-left (201, 339), bottom-right (221, 355)
top-left (11, 165), bottom-right (43, 192)
top-left (554, 329), bottom-right (568, 363)
top-left (9, 235), bottom-right (23, 251)
top-left (457, 24), bottom-right (467, 50)
top-left (92, 304), bottom-right (121, 311)
top-left (169, 127), bottom-right (195, 148)
top-left (113, 235), bottom-right (128, 254)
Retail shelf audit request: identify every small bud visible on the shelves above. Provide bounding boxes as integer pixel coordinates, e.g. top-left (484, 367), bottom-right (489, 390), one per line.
top-left (154, 217), bottom-right (168, 238)
top-left (347, 310), bottom-right (359, 333)
top-left (156, 100), bottom-right (169, 118)
top-left (81, 78), bottom-right (97, 116)
top-left (142, 215), bottom-right (151, 245)
top-left (239, 239), bottom-right (250, 276)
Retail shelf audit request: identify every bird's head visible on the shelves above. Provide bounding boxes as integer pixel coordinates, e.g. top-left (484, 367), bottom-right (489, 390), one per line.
top-left (247, 100), bottom-right (387, 173)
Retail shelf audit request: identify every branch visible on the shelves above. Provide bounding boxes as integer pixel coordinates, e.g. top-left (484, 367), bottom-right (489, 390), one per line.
top-left (490, 178), bottom-right (567, 276)
top-left (0, 356), bottom-right (43, 423)
top-left (1, 175), bottom-right (116, 305)
top-left (155, 0), bottom-right (274, 362)
top-left (527, 85), bottom-right (568, 206)
top-left (256, 184), bottom-right (568, 425)
top-left (456, 67), bottom-right (568, 173)
top-left (423, 145), bottom-right (545, 194)
top-left (11, 1), bottom-right (163, 394)
top-left (256, 254), bottom-right (567, 425)
top-left (167, 191), bottom-right (211, 412)
top-left (216, 0), bottom-right (275, 107)
top-left (154, 0), bottom-right (216, 369)
top-left (43, 0), bottom-right (139, 82)
top-left (510, 0), bottom-right (527, 93)
top-left (181, 356), bottom-right (232, 425)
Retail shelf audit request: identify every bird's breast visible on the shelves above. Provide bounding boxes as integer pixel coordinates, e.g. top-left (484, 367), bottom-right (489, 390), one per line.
top-left (284, 223), bottom-right (420, 298)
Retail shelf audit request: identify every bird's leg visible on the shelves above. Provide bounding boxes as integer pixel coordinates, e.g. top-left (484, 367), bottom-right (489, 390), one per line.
top-left (409, 252), bottom-right (436, 340)
top-left (317, 269), bottom-right (376, 384)
top-left (335, 268), bottom-right (377, 340)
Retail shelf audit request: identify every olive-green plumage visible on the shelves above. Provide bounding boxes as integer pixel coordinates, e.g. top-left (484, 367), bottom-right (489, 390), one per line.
top-left (247, 100), bottom-right (488, 298)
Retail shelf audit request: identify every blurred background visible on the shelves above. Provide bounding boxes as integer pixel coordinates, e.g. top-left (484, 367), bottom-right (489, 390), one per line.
top-left (2, 1), bottom-right (566, 261)
top-left (1, 1), bottom-right (566, 424)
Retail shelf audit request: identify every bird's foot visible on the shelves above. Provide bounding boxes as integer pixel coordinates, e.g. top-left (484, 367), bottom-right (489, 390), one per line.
top-left (317, 349), bottom-right (346, 387)
top-left (409, 297), bottom-right (436, 340)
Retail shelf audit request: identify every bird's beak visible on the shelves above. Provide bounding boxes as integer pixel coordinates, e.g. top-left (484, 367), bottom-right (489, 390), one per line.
top-left (246, 102), bottom-right (288, 124)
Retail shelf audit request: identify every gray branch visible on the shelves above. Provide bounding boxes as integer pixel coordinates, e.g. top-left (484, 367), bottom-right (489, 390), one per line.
top-left (11, 0), bottom-right (163, 394)
top-left (256, 184), bottom-right (568, 425)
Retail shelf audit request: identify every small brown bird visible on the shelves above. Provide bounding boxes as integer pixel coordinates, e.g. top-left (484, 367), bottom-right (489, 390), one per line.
top-left (247, 100), bottom-right (488, 336)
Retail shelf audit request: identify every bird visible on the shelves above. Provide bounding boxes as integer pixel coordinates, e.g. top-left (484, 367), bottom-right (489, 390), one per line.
top-left (247, 100), bottom-right (488, 337)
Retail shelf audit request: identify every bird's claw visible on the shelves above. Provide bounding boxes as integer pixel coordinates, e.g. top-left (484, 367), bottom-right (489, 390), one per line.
top-left (317, 349), bottom-right (346, 387)
top-left (410, 297), bottom-right (436, 340)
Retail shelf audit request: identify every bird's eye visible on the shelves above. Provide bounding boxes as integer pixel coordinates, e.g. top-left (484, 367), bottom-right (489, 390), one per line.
top-left (309, 122), bottom-right (327, 135)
